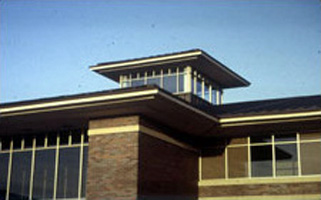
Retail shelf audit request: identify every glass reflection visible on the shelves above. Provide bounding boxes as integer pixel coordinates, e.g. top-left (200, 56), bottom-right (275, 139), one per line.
top-left (0, 153), bottom-right (9, 199)
top-left (33, 149), bottom-right (56, 199)
top-left (276, 144), bottom-right (298, 176)
top-left (10, 151), bottom-right (32, 199)
top-left (57, 148), bottom-right (80, 199)
top-left (251, 145), bottom-right (272, 177)
top-left (163, 75), bottom-right (177, 93)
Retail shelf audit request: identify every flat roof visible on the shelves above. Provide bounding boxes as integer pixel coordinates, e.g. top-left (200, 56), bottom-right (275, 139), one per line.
top-left (90, 49), bottom-right (250, 89)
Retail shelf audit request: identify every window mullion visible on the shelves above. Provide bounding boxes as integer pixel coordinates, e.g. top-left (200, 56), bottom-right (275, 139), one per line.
top-left (53, 134), bottom-right (60, 200)
top-left (272, 135), bottom-right (276, 178)
top-left (297, 132), bottom-right (302, 176)
top-left (5, 139), bottom-right (13, 200)
top-left (248, 137), bottom-right (251, 178)
top-left (29, 137), bottom-right (36, 200)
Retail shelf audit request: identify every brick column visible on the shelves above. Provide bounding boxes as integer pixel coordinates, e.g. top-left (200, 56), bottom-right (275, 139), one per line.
top-left (86, 115), bottom-right (199, 200)
top-left (86, 116), bottom-right (140, 200)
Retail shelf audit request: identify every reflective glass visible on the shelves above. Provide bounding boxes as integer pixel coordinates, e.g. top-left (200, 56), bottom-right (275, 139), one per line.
top-left (178, 74), bottom-right (184, 92)
top-left (0, 137), bottom-right (10, 150)
top-left (251, 145), bottom-right (272, 177)
top-left (228, 147), bottom-right (248, 178)
top-left (57, 147), bottom-right (80, 198)
top-left (204, 83), bottom-right (210, 101)
top-left (33, 149), bottom-right (56, 199)
top-left (147, 77), bottom-right (161, 87)
top-left (251, 136), bottom-right (272, 143)
top-left (276, 144), bottom-right (298, 176)
top-left (300, 132), bottom-right (321, 141)
top-left (301, 142), bottom-right (321, 175)
top-left (163, 75), bottom-right (177, 93)
top-left (196, 79), bottom-right (202, 97)
top-left (0, 153), bottom-right (9, 199)
top-left (132, 79), bottom-right (144, 87)
top-left (275, 134), bottom-right (296, 142)
top-left (211, 88), bottom-right (217, 104)
top-left (10, 151), bottom-right (32, 199)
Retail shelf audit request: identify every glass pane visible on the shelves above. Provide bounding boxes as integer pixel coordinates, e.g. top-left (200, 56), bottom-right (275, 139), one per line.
top-left (201, 148), bottom-right (225, 179)
top-left (0, 137), bottom-right (11, 150)
top-left (36, 135), bottom-right (45, 147)
top-left (251, 145), bottom-right (272, 177)
top-left (178, 74), bottom-right (184, 92)
top-left (132, 79), bottom-right (144, 87)
top-left (196, 79), bottom-right (202, 97)
top-left (163, 75), bottom-right (177, 93)
top-left (300, 132), bottom-right (321, 141)
top-left (211, 88), bottom-right (217, 104)
top-left (276, 144), bottom-right (298, 176)
top-left (10, 151), bottom-right (32, 199)
top-left (13, 136), bottom-right (22, 149)
top-left (301, 142), bottom-right (321, 175)
top-left (229, 137), bottom-right (247, 145)
top-left (275, 134), bottom-right (296, 142)
top-left (81, 146), bottom-right (88, 197)
top-left (24, 137), bottom-right (33, 149)
top-left (251, 136), bottom-right (272, 144)
top-left (57, 147), bottom-right (80, 198)
top-left (33, 149), bottom-right (56, 199)
top-left (204, 83), bottom-right (210, 101)
top-left (228, 147), bottom-right (248, 178)
top-left (122, 80), bottom-right (130, 88)
top-left (0, 153), bottom-right (9, 199)
top-left (147, 77), bottom-right (161, 87)
top-left (48, 133), bottom-right (57, 146)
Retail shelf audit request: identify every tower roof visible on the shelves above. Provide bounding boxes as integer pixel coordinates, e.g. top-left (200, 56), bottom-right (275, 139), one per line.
top-left (90, 49), bottom-right (250, 89)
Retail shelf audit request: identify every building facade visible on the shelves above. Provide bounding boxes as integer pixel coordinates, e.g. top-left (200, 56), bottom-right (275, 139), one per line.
top-left (0, 49), bottom-right (320, 200)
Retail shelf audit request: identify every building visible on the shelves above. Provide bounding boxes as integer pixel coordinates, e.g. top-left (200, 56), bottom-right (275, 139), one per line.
top-left (0, 49), bottom-right (320, 200)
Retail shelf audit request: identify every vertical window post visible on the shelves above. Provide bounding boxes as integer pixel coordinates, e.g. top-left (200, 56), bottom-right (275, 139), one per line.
top-left (5, 139), bottom-right (13, 200)
top-left (29, 137), bottom-right (36, 200)
top-left (247, 137), bottom-right (252, 178)
top-left (272, 135), bottom-right (276, 178)
top-left (53, 134), bottom-right (60, 200)
top-left (297, 132), bottom-right (302, 176)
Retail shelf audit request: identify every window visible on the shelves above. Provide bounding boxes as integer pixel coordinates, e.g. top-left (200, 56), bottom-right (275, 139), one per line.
top-left (201, 132), bottom-right (321, 180)
top-left (163, 74), bottom-right (177, 93)
top-left (0, 129), bottom-right (88, 200)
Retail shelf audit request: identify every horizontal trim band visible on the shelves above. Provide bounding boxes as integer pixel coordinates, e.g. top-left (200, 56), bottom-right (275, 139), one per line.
top-left (199, 176), bottom-right (321, 186)
top-left (220, 111), bottom-right (321, 124)
top-left (199, 194), bottom-right (321, 200)
top-left (88, 124), bottom-right (197, 152)
top-left (0, 89), bottom-right (159, 114)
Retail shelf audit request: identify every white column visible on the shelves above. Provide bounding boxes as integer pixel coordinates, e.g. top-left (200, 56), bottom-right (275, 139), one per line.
top-left (184, 66), bottom-right (192, 93)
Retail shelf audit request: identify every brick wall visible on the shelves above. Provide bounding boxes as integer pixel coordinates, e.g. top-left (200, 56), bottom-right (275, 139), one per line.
top-left (138, 133), bottom-right (198, 200)
top-left (86, 115), bottom-right (199, 200)
top-left (199, 182), bottom-right (321, 197)
top-left (86, 116), bottom-right (140, 200)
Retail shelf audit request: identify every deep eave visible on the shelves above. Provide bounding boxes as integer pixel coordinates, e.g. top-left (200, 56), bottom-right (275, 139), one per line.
top-left (0, 85), bottom-right (218, 136)
top-left (90, 49), bottom-right (250, 89)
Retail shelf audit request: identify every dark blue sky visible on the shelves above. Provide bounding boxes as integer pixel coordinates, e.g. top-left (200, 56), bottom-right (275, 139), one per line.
top-left (1, 0), bottom-right (320, 103)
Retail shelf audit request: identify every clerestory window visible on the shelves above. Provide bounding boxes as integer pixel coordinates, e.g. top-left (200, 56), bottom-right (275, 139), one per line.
top-left (201, 132), bottom-right (321, 180)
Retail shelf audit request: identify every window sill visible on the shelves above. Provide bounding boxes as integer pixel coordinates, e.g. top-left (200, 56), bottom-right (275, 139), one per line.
top-left (199, 175), bottom-right (321, 186)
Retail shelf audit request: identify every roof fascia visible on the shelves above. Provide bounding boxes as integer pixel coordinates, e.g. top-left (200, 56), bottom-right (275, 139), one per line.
top-left (90, 50), bottom-right (202, 71)
top-left (219, 111), bottom-right (321, 127)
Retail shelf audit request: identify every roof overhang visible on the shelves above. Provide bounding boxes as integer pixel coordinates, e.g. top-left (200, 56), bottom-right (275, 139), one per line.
top-left (0, 86), bottom-right (219, 137)
top-left (90, 49), bottom-right (250, 89)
